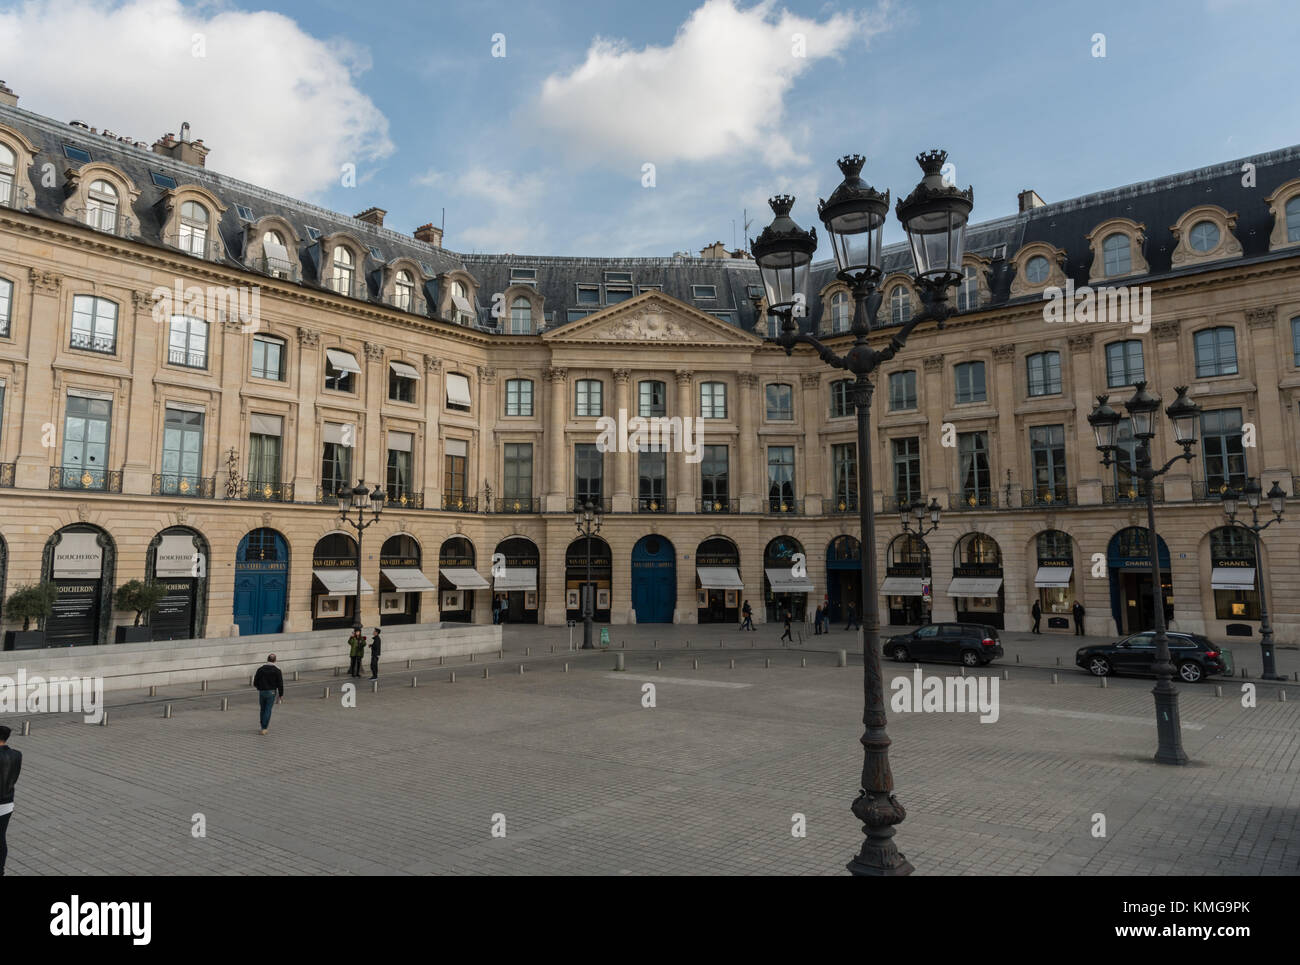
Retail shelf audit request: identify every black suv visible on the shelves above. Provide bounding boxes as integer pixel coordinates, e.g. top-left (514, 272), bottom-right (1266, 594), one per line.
top-left (1075, 631), bottom-right (1233, 682)
top-left (883, 623), bottom-right (1003, 667)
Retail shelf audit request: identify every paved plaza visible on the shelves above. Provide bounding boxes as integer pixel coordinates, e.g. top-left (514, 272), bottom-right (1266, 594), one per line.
top-left (2, 624), bottom-right (1297, 875)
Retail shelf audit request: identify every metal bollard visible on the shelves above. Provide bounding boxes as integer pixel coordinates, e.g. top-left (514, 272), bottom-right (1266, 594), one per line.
top-left (656, 660), bottom-right (661, 670)
top-left (164, 703), bottom-right (173, 718)
top-left (615, 654), bottom-right (624, 672)
top-left (730, 659), bottom-right (735, 669)
top-left (323, 687), bottom-right (331, 698)
top-left (412, 677), bottom-right (419, 688)
top-left (149, 685), bottom-right (157, 697)
top-left (801, 657), bottom-right (806, 668)
top-left (961, 666), bottom-right (967, 677)
top-left (1281, 690), bottom-right (1288, 702)
top-left (564, 663), bottom-right (569, 673)
top-left (249, 675), bottom-right (254, 686)
top-left (21, 720), bottom-right (31, 736)
top-left (719, 639), bottom-right (723, 647)
top-left (692, 659), bottom-right (698, 670)
top-left (686, 639), bottom-right (690, 648)
top-left (1051, 674), bottom-right (1058, 685)
top-left (654, 639), bottom-right (657, 648)
top-left (371, 681), bottom-right (378, 693)
top-left (201, 680), bottom-right (208, 691)
top-left (518, 665), bottom-right (524, 675)
top-left (450, 671), bottom-right (457, 683)
top-left (1015, 654), bottom-right (1021, 664)
top-left (765, 658), bottom-right (770, 668)
top-left (1100, 677), bottom-right (1107, 689)
top-left (293, 670), bottom-right (300, 681)
top-left (221, 698), bottom-right (229, 711)
top-left (498, 650), bottom-right (503, 660)
top-left (526, 648), bottom-right (530, 657)
top-left (99, 713), bottom-right (108, 727)
top-left (837, 650), bottom-right (847, 668)
top-left (1056, 657), bottom-right (1061, 666)
top-left (407, 659), bottom-right (412, 669)
top-left (440, 656), bottom-right (445, 665)
top-left (1002, 670), bottom-right (1008, 681)
top-left (1215, 685), bottom-right (1222, 698)
top-left (470, 653), bottom-right (474, 662)
top-left (483, 667), bottom-right (490, 679)
top-left (334, 666), bottom-right (341, 677)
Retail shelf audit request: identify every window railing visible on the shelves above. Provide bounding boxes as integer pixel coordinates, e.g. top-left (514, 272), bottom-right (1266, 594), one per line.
top-left (949, 491), bottom-right (997, 510)
top-left (767, 497), bottom-right (802, 515)
top-left (51, 466), bottom-right (122, 492)
top-left (823, 496), bottom-right (860, 514)
top-left (253, 254), bottom-right (301, 282)
top-left (442, 493), bottom-right (478, 512)
top-left (1021, 487), bottom-right (1075, 508)
top-left (386, 490), bottom-right (425, 510)
top-left (1193, 480), bottom-right (1242, 502)
top-left (697, 497), bottom-right (738, 514)
top-left (167, 347), bottom-right (208, 369)
top-left (493, 497), bottom-right (540, 514)
top-left (0, 186), bottom-right (29, 211)
top-left (72, 207), bottom-right (136, 238)
top-left (1102, 483), bottom-right (1164, 504)
top-left (317, 484), bottom-right (349, 505)
top-left (573, 496), bottom-right (611, 514)
top-left (70, 330), bottom-right (116, 354)
top-left (170, 234), bottom-right (224, 261)
top-left (152, 473), bottom-right (215, 498)
top-left (635, 496), bottom-right (675, 513)
top-left (0, 463), bottom-right (14, 488)
top-left (244, 478), bottom-right (294, 502)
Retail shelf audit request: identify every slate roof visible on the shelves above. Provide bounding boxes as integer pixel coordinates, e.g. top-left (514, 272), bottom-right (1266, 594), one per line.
top-left (3, 99), bottom-right (1298, 341)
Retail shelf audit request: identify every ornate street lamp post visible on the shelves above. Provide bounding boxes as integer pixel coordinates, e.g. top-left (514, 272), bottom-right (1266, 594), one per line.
top-left (1088, 383), bottom-right (1201, 764)
top-left (1221, 478), bottom-right (1288, 680)
top-left (753, 151), bottom-right (972, 876)
top-left (900, 497), bottom-right (942, 537)
top-left (574, 499), bottom-right (603, 650)
top-left (337, 479), bottom-right (386, 634)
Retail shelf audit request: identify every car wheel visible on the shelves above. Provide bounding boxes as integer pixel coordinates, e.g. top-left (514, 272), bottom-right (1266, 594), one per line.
top-left (961, 649), bottom-right (979, 667)
top-left (1088, 656), bottom-right (1111, 677)
top-left (891, 644), bottom-right (909, 661)
top-left (1178, 661), bottom-right (1204, 683)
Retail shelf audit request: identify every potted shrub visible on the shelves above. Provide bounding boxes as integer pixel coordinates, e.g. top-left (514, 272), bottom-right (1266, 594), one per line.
top-left (113, 579), bottom-right (167, 643)
top-left (3, 582), bottom-right (57, 650)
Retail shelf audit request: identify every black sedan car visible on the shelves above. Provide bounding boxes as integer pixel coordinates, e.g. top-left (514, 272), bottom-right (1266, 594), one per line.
top-left (883, 623), bottom-right (1003, 667)
top-left (1075, 631), bottom-right (1233, 682)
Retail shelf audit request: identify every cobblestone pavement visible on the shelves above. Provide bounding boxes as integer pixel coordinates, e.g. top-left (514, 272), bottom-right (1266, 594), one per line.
top-left (2, 625), bottom-right (1297, 875)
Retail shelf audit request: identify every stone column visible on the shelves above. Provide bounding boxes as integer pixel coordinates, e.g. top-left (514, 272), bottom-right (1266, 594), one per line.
top-left (362, 341), bottom-right (385, 486)
top-left (992, 344), bottom-right (1018, 506)
top-left (800, 372), bottom-right (824, 512)
top-left (15, 269), bottom-right (62, 489)
top-left (1151, 320), bottom-right (1190, 500)
top-left (121, 289), bottom-right (160, 494)
top-left (1067, 332), bottom-right (1101, 504)
top-left (612, 369), bottom-right (632, 512)
top-left (293, 327), bottom-right (320, 496)
top-left (1245, 308), bottom-right (1294, 494)
top-left (922, 354), bottom-right (948, 502)
top-left (545, 367), bottom-right (568, 513)
top-left (477, 365), bottom-right (497, 507)
top-left (737, 373), bottom-right (760, 512)
top-left (423, 355), bottom-right (442, 505)
top-left (217, 318), bottom-right (246, 497)
top-left (673, 369), bottom-right (695, 511)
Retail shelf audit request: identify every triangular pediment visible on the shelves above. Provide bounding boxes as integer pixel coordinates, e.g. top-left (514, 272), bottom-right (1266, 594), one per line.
top-left (542, 291), bottom-right (761, 345)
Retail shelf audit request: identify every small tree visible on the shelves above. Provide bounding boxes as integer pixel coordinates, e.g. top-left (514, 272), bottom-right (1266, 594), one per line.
top-left (4, 582), bottom-right (57, 631)
top-left (114, 579), bottom-right (168, 626)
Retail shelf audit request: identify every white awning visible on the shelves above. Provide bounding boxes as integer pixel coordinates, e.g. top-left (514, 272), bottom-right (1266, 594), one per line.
top-left (446, 373), bottom-right (472, 408)
top-left (381, 567), bottom-right (436, 592)
top-left (879, 576), bottom-right (924, 595)
top-left (1034, 566), bottom-right (1073, 588)
top-left (389, 360), bottom-right (421, 380)
top-left (250, 413), bottom-right (282, 436)
top-left (313, 568), bottom-right (374, 595)
top-left (322, 421), bottom-right (354, 445)
top-left (946, 577), bottom-right (1003, 597)
top-left (765, 567), bottom-right (813, 593)
top-left (451, 292), bottom-right (475, 316)
top-left (697, 566), bottom-right (743, 590)
top-left (441, 566), bottom-right (489, 589)
top-left (325, 348), bottom-right (361, 374)
top-left (387, 431), bottom-right (413, 452)
top-left (1211, 567), bottom-right (1256, 591)
top-left (494, 567), bottom-right (537, 591)
top-left (263, 235), bottom-right (290, 265)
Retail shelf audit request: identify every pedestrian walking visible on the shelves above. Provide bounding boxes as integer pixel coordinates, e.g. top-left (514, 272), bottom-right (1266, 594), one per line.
top-left (492, 595), bottom-right (502, 625)
top-left (369, 628), bottom-right (382, 680)
top-left (740, 600), bottom-right (755, 631)
top-left (253, 654), bottom-right (284, 735)
top-left (813, 604), bottom-right (824, 635)
top-left (347, 628), bottom-right (365, 678)
top-left (0, 724), bottom-right (21, 877)
top-left (1072, 600), bottom-right (1085, 636)
top-left (844, 602), bottom-right (860, 631)
top-left (821, 605), bottom-right (832, 634)
top-left (780, 608), bottom-right (793, 643)
top-left (1031, 600), bottom-right (1042, 634)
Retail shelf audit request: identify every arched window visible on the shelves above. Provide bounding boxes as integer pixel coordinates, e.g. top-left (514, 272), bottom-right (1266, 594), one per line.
top-left (262, 230), bottom-right (291, 278)
top-left (1287, 197), bottom-right (1300, 244)
top-left (1024, 255), bottom-right (1050, 284)
top-left (1189, 220), bottom-right (1220, 252)
top-left (331, 246), bottom-right (354, 295)
top-left (890, 285), bottom-right (911, 324)
top-left (830, 291), bottom-right (849, 332)
top-left (509, 296), bottom-right (532, 334)
top-left (1209, 526), bottom-right (1259, 620)
top-left (956, 264), bottom-right (979, 311)
top-left (86, 179), bottom-right (118, 232)
top-left (394, 270), bottom-right (415, 311)
top-left (1102, 232), bottom-right (1131, 276)
top-left (179, 200), bottom-right (209, 256)
top-left (0, 142), bottom-right (14, 207)
top-left (452, 280), bottom-right (474, 325)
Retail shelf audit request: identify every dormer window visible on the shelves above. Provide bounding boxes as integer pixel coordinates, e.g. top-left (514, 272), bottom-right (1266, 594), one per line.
top-left (956, 265), bottom-right (978, 311)
top-left (889, 285), bottom-right (911, 324)
top-left (394, 270), bottom-right (415, 311)
top-left (509, 297), bottom-right (532, 334)
top-left (1024, 255), bottom-right (1050, 285)
top-left (0, 143), bottom-right (13, 207)
top-left (830, 291), bottom-right (849, 331)
top-left (1288, 198), bottom-right (1300, 243)
top-left (331, 246), bottom-right (354, 296)
top-left (1102, 233), bottom-right (1131, 276)
top-left (86, 179), bottom-right (118, 232)
top-left (451, 280), bottom-right (475, 325)
top-left (1189, 220), bottom-right (1220, 253)
top-left (263, 231), bottom-right (292, 278)
top-left (178, 200), bottom-right (209, 256)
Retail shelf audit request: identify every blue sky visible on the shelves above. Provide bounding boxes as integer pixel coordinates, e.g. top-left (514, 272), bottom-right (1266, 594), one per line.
top-left (1, 0), bottom-right (1297, 257)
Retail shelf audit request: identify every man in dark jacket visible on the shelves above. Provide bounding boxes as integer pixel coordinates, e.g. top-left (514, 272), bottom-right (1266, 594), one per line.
top-left (0, 724), bottom-right (20, 876)
top-left (369, 629), bottom-right (382, 680)
top-left (813, 604), bottom-right (824, 635)
top-left (347, 630), bottom-right (365, 677)
top-left (1072, 600), bottom-right (1085, 636)
top-left (253, 654), bottom-right (284, 735)
top-left (844, 602), bottom-right (860, 631)
top-left (1031, 600), bottom-right (1042, 634)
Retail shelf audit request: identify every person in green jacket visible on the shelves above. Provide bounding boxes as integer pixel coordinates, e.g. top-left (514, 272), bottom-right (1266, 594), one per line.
top-left (347, 629), bottom-right (365, 678)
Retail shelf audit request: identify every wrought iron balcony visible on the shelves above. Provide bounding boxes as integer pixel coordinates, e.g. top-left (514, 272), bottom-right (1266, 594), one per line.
top-left (635, 497), bottom-right (675, 513)
top-left (0, 463), bottom-right (14, 488)
top-left (50, 466), bottom-right (123, 492)
top-left (767, 497), bottom-right (803, 515)
top-left (243, 478), bottom-right (294, 502)
top-left (1020, 487), bottom-right (1076, 508)
top-left (386, 490), bottom-right (425, 510)
top-left (948, 491), bottom-right (997, 510)
top-left (152, 474), bottom-right (215, 498)
top-left (70, 330), bottom-right (116, 354)
top-left (72, 207), bottom-right (137, 239)
top-left (697, 497), bottom-right (738, 514)
top-left (493, 496), bottom-right (540, 514)
top-left (573, 496), bottom-right (611, 514)
top-left (442, 493), bottom-right (478, 512)
top-left (1102, 483), bottom-right (1164, 504)
top-left (0, 186), bottom-right (30, 211)
top-left (167, 347), bottom-right (208, 369)
top-left (1193, 480), bottom-right (1240, 503)
top-left (823, 496), bottom-right (860, 515)
top-left (252, 254), bottom-right (301, 282)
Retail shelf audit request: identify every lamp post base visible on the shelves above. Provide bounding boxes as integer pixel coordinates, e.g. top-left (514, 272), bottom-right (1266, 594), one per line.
top-left (846, 789), bottom-right (914, 876)
top-left (1152, 684), bottom-right (1188, 765)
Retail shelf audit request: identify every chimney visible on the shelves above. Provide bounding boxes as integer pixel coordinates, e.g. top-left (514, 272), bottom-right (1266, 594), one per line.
top-left (355, 207), bottom-right (386, 227)
top-left (414, 223), bottom-right (443, 248)
top-left (152, 123), bottom-right (210, 167)
top-left (0, 81), bottom-right (17, 107)
top-left (699, 240), bottom-right (729, 259)
top-left (1018, 189), bottom-right (1046, 212)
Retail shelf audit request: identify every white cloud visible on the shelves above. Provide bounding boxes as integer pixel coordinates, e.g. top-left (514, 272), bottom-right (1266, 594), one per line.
top-left (531, 0), bottom-right (889, 171)
top-left (0, 0), bottom-right (393, 198)
top-left (445, 165), bottom-right (552, 252)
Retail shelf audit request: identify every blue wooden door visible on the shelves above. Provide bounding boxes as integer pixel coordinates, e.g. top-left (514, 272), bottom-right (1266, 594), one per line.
top-left (631, 535), bottom-right (675, 623)
top-left (234, 530), bottom-right (288, 636)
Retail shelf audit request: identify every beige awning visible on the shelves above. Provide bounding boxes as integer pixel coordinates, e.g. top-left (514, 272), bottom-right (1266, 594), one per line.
top-left (314, 568), bottom-right (374, 595)
top-left (946, 577), bottom-right (1003, 597)
top-left (765, 567), bottom-right (814, 593)
top-left (879, 576), bottom-right (924, 595)
top-left (325, 348), bottom-right (361, 374)
top-left (381, 567), bottom-right (435, 592)
top-left (697, 566), bottom-right (743, 590)
top-left (446, 373), bottom-right (472, 408)
top-left (1211, 567), bottom-right (1255, 591)
top-left (389, 360), bottom-right (421, 380)
top-left (441, 567), bottom-right (489, 589)
top-left (1034, 566), bottom-right (1073, 588)
top-left (494, 567), bottom-right (537, 591)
